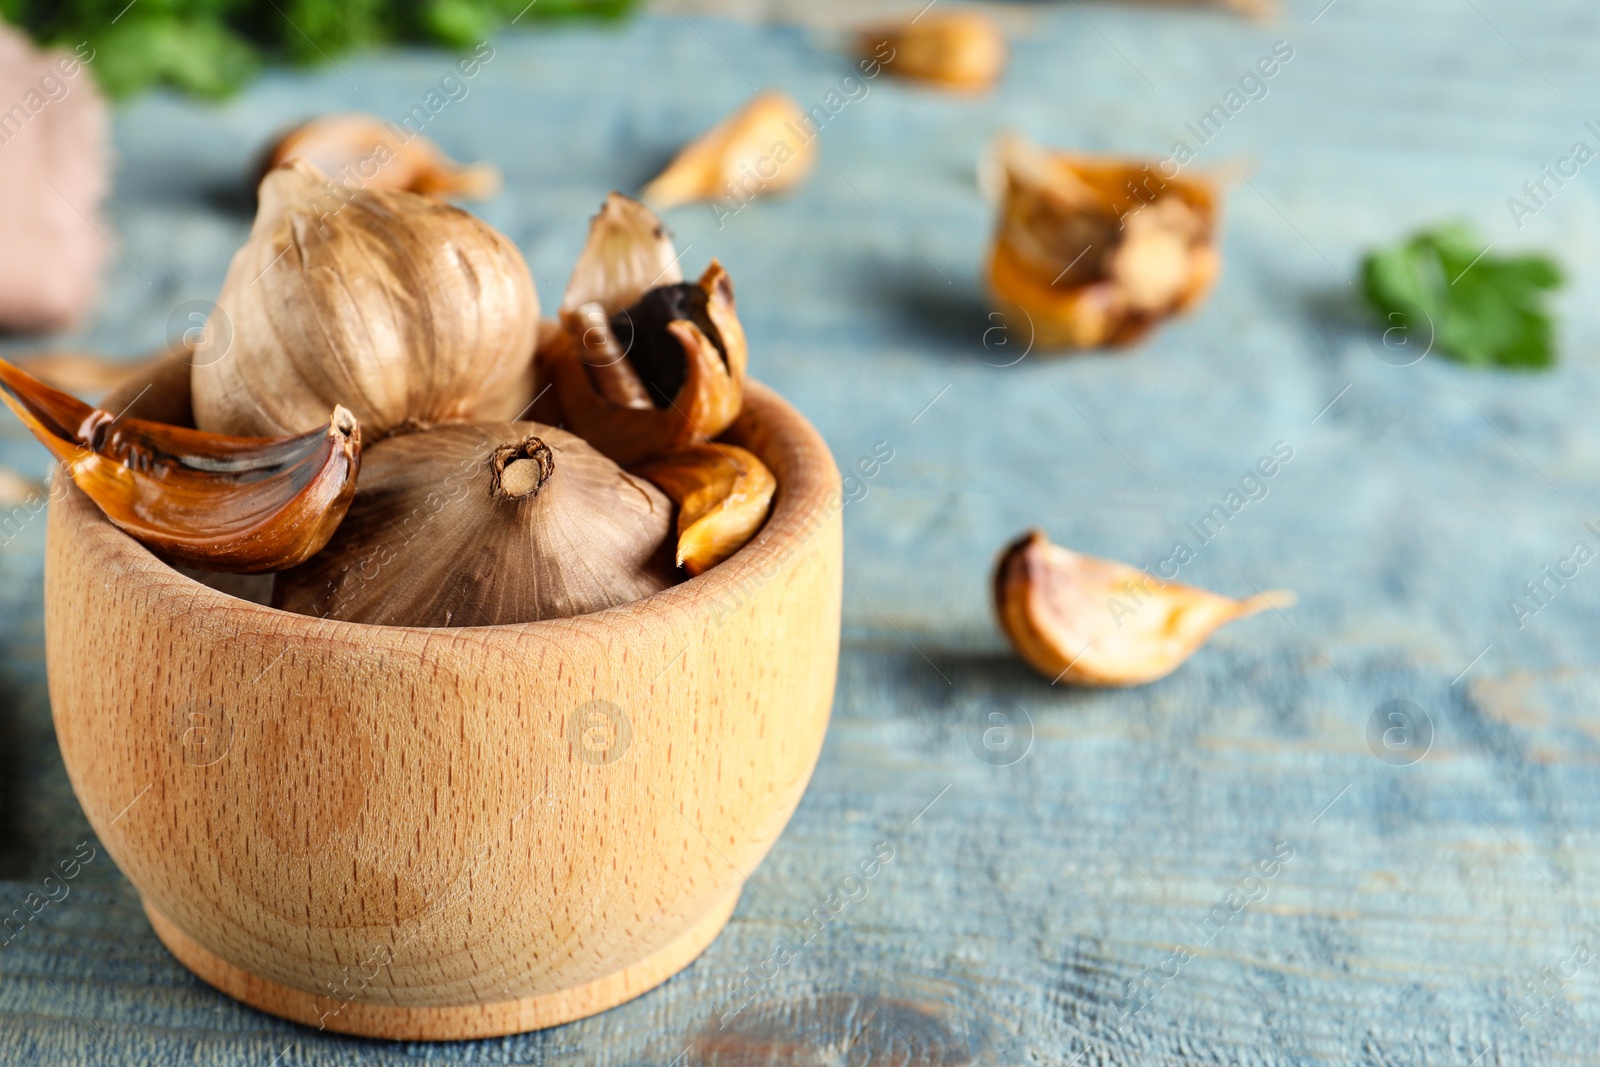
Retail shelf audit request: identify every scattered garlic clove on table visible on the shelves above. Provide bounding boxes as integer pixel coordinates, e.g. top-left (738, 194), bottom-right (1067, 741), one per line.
top-left (634, 443), bottom-right (776, 576)
top-left (993, 529), bottom-right (1293, 686)
top-left (986, 134), bottom-right (1222, 350)
top-left (1140, 0), bottom-right (1277, 16)
top-left (0, 357), bottom-right (361, 574)
top-left (261, 112), bottom-right (501, 200)
top-left (641, 91), bottom-right (817, 210)
top-left (859, 10), bottom-right (1008, 91)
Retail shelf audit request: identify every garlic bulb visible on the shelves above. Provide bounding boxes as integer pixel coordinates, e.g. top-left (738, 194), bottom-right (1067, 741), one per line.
top-left (193, 161), bottom-right (539, 439)
top-left (272, 421), bottom-right (676, 626)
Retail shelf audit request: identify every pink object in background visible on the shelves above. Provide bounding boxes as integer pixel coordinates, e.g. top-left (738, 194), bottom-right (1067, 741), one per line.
top-left (0, 24), bottom-right (108, 334)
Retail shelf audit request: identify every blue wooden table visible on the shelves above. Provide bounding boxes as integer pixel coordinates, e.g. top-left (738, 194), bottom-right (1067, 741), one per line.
top-left (4, 1), bottom-right (1600, 1062)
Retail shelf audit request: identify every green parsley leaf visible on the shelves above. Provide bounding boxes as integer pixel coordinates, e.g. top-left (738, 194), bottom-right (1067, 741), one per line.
top-left (4, 0), bottom-right (638, 98)
top-left (1361, 221), bottom-right (1563, 371)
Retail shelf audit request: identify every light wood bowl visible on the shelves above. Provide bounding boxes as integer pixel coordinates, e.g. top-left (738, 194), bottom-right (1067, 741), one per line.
top-left (43, 358), bottom-right (842, 1040)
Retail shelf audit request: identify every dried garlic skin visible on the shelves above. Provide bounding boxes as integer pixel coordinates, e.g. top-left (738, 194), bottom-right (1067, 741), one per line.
top-left (562, 192), bottom-right (684, 316)
top-left (194, 161), bottom-right (539, 439)
top-left (634, 443), bottom-right (776, 576)
top-left (641, 91), bottom-right (817, 210)
top-left (543, 198), bottom-right (749, 465)
top-left (993, 530), bottom-right (1291, 686)
top-left (860, 11), bottom-right (1008, 91)
top-left (262, 113), bottom-right (501, 200)
top-left (0, 357), bottom-right (360, 574)
top-left (272, 421), bottom-right (676, 627)
top-left (987, 135), bottom-right (1221, 350)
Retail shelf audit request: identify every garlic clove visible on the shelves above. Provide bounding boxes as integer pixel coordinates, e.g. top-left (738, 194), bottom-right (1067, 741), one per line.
top-left (640, 91), bottom-right (817, 210)
top-left (993, 530), bottom-right (1293, 686)
top-left (986, 134), bottom-right (1221, 350)
top-left (696, 260), bottom-right (749, 385)
top-left (0, 356), bottom-right (360, 573)
top-left (262, 113), bottom-right (501, 200)
top-left (633, 443), bottom-right (775, 576)
top-left (562, 192), bottom-right (684, 315)
top-left (272, 421), bottom-right (676, 627)
top-left (1111, 197), bottom-right (1205, 311)
top-left (548, 260), bottom-right (747, 466)
top-left (859, 11), bottom-right (1008, 91)
top-left (1140, 0), bottom-right (1276, 15)
top-left (194, 161), bottom-right (538, 439)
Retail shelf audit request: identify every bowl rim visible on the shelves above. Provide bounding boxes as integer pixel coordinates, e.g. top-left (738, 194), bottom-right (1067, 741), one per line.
top-left (55, 361), bottom-right (841, 638)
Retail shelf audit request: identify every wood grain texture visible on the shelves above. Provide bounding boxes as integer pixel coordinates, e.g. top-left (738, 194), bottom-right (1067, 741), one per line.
top-left (3, 0), bottom-right (1600, 1063)
top-left (42, 365), bottom-right (842, 1038)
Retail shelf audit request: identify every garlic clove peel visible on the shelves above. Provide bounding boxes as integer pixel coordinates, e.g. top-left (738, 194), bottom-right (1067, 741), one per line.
top-left (860, 11), bottom-right (1008, 91)
top-left (262, 113), bottom-right (501, 200)
top-left (0, 356), bottom-right (360, 573)
top-left (634, 443), bottom-right (775, 576)
top-left (641, 91), bottom-right (816, 210)
top-left (271, 421), bottom-right (676, 627)
top-left (986, 134), bottom-right (1221, 350)
top-left (548, 251), bottom-right (748, 466)
top-left (562, 192), bottom-right (684, 316)
top-left (993, 529), bottom-right (1293, 686)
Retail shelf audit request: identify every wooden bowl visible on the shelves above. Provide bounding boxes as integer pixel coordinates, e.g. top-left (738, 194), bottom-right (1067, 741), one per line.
top-left (43, 358), bottom-right (842, 1040)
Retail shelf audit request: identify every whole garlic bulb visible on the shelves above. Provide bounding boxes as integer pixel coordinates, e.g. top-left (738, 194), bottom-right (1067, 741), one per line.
top-left (193, 161), bottom-right (539, 438)
top-left (272, 421), bottom-right (677, 627)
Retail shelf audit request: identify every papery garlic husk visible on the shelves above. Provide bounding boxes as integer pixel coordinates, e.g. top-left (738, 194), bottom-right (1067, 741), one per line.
top-left (261, 113), bottom-right (501, 200)
top-left (641, 91), bottom-right (817, 210)
top-left (993, 530), bottom-right (1292, 686)
top-left (0, 356), bottom-right (361, 574)
top-left (634, 442), bottom-right (775, 576)
top-left (542, 195), bottom-right (748, 465)
top-left (986, 134), bottom-right (1221, 350)
top-left (193, 161), bottom-right (539, 439)
top-left (272, 421), bottom-right (676, 626)
top-left (562, 192), bottom-right (684, 316)
top-left (860, 11), bottom-right (1008, 91)
top-left (546, 261), bottom-right (747, 465)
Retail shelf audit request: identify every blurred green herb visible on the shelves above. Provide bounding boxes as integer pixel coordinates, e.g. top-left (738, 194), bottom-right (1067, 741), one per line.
top-left (2, 0), bottom-right (636, 98)
top-left (1361, 221), bottom-right (1563, 371)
